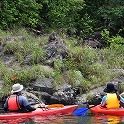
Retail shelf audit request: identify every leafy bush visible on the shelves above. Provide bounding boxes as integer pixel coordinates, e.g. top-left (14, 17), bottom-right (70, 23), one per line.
top-left (101, 29), bottom-right (110, 46)
top-left (0, 0), bottom-right (42, 29)
top-left (47, 0), bottom-right (84, 28)
top-left (66, 70), bottom-right (83, 86)
top-left (98, 0), bottom-right (124, 36)
top-left (110, 36), bottom-right (124, 46)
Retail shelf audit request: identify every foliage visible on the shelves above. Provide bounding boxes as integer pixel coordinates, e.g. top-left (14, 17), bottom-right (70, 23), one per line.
top-left (54, 59), bottom-right (64, 72)
top-left (64, 46), bottom-right (98, 71)
top-left (63, 46), bottom-right (113, 88)
top-left (66, 70), bottom-right (83, 86)
top-left (0, 0), bottom-right (42, 29)
top-left (0, 63), bottom-right (52, 94)
top-left (81, 0), bottom-right (106, 32)
top-left (64, 69), bottom-right (92, 92)
top-left (3, 32), bottom-right (46, 65)
top-left (1, 0), bottom-right (124, 39)
top-left (0, 61), bottom-right (14, 92)
top-left (102, 36), bottom-right (124, 68)
top-left (50, 70), bottom-right (66, 86)
top-left (0, 26), bottom-right (124, 95)
top-left (101, 29), bottom-right (110, 46)
top-left (99, 47), bottom-right (124, 69)
top-left (4, 41), bottom-right (20, 54)
top-left (98, 0), bottom-right (124, 36)
top-left (46, 0), bottom-right (84, 28)
top-left (76, 13), bottom-right (94, 38)
top-left (109, 36), bottom-right (124, 46)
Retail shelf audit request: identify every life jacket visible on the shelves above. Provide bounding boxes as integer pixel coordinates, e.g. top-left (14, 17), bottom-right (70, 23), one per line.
top-left (106, 93), bottom-right (120, 108)
top-left (7, 94), bottom-right (21, 111)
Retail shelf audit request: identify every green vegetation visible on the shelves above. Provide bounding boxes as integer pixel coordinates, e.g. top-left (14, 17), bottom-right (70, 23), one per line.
top-left (0, 0), bottom-right (124, 95)
top-left (1, 0), bottom-right (124, 37)
top-left (0, 29), bottom-right (123, 95)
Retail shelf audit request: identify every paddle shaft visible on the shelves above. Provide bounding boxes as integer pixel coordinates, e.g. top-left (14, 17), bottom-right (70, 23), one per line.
top-left (88, 105), bottom-right (96, 109)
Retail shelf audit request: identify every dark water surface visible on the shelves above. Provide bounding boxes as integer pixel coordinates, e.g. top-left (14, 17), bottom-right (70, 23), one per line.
top-left (1, 114), bottom-right (124, 124)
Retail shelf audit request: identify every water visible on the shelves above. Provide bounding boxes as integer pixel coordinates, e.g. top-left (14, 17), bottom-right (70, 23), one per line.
top-left (1, 114), bottom-right (124, 124)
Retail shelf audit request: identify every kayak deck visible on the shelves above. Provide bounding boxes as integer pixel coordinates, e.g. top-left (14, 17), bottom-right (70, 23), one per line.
top-left (0, 105), bottom-right (78, 120)
top-left (90, 105), bottom-right (124, 116)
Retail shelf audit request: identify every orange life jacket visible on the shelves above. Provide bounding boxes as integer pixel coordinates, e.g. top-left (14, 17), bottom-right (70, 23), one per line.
top-left (106, 93), bottom-right (120, 108)
top-left (7, 94), bottom-right (21, 111)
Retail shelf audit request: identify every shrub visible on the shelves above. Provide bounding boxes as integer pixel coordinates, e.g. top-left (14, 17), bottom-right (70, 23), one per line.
top-left (0, 0), bottom-right (42, 29)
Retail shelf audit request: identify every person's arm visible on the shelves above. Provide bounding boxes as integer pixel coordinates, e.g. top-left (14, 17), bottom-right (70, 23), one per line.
top-left (120, 96), bottom-right (124, 103)
top-left (21, 96), bottom-right (36, 112)
top-left (25, 105), bottom-right (36, 112)
top-left (3, 99), bottom-right (9, 112)
top-left (101, 96), bottom-right (107, 107)
top-left (3, 106), bottom-right (8, 112)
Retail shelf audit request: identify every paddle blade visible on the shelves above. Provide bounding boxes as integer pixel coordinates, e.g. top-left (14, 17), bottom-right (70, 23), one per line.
top-left (46, 104), bottom-right (64, 108)
top-left (73, 108), bottom-right (88, 116)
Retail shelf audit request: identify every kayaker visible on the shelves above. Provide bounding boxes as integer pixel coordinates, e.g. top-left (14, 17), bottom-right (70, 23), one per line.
top-left (101, 82), bottom-right (124, 108)
top-left (4, 83), bottom-right (40, 112)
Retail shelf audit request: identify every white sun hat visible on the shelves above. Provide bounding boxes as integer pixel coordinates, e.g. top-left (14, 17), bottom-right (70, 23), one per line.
top-left (11, 83), bottom-right (23, 94)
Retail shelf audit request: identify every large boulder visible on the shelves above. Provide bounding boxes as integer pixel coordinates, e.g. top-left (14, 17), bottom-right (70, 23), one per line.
top-left (28, 78), bottom-right (77, 105)
top-left (44, 32), bottom-right (68, 66)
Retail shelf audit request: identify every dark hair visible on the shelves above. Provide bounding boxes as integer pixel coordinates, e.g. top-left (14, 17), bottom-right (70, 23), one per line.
top-left (104, 83), bottom-right (117, 93)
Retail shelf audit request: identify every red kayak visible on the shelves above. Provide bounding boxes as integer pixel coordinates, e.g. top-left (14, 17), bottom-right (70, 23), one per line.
top-left (0, 105), bottom-right (78, 120)
top-left (90, 105), bottom-right (124, 116)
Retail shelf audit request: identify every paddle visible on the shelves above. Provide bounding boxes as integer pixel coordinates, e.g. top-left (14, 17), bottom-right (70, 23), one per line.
top-left (35, 104), bottom-right (64, 109)
top-left (34, 98), bottom-right (64, 110)
top-left (45, 104), bottom-right (64, 108)
top-left (73, 105), bottom-right (95, 116)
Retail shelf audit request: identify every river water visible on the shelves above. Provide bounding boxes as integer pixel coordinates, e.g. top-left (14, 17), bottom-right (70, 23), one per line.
top-left (1, 114), bottom-right (124, 124)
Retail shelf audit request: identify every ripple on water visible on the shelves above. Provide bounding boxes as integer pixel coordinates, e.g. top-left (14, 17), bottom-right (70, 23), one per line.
top-left (0, 114), bottom-right (124, 124)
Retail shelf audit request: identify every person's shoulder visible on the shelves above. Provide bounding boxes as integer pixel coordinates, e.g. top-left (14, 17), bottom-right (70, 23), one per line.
top-left (18, 95), bottom-right (27, 100)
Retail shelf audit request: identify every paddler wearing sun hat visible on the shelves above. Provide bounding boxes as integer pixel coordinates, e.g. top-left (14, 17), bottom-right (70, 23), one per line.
top-left (101, 82), bottom-right (124, 108)
top-left (4, 83), bottom-right (37, 112)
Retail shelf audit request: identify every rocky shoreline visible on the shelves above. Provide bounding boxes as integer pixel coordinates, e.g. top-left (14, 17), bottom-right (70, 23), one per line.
top-left (0, 32), bottom-right (124, 108)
